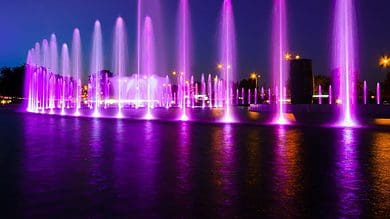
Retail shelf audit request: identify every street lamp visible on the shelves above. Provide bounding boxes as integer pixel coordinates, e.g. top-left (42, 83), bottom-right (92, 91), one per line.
top-left (284, 53), bottom-right (292, 60)
top-left (379, 55), bottom-right (390, 69)
top-left (250, 72), bottom-right (261, 88)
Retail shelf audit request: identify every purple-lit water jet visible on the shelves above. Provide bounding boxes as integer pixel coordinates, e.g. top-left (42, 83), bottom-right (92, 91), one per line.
top-left (113, 17), bottom-right (128, 118)
top-left (90, 20), bottom-right (104, 117)
top-left (177, 0), bottom-right (191, 121)
top-left (219, 0), bottom-right (237, 123)
top-left (142, 17), bottom-right (156, 120)
top-left (61, 44), bottom-right (70, 115)
top-left (332, 0), bottom-right (358, 127)
top-left (272, 0), bottom-right (289, 125)
top-left (72, 29), bottom-right (82, 116)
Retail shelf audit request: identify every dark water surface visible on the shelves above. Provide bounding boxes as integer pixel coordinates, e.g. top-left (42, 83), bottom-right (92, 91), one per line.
top-left (0, 109), bottom-right (389, 218)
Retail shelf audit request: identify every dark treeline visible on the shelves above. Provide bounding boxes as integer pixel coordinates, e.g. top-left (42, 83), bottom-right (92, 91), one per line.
top-left (0, 65), bottom-right (25, 97)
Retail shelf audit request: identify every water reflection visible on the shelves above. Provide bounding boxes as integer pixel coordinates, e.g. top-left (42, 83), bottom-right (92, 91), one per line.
top-left (371, 132), bottom-right (390, 216)
top-left (9, 111), bottom-right (388, 217)
top-left (272, 126), bottom-right (303, 216)
top-left (176, 122), bottom-right (190, 195)
top-left (210, 124), bottom-right (237, 217)
top-left (335, 128), bottom-right (362, 217)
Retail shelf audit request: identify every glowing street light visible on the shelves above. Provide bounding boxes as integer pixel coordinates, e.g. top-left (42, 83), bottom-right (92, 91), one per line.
top-left (295, 54), bottom-right (301, 60)
top-left (217, 64), bottom-right (223, 69)
top-left (250, 72), bottom-right (257, 79)
top-left (379, 55), bottom-right (390, 69)
top-left (250, 72), bottom-right (261, 88)
top-left (284, 53), bottom-right (292, 60)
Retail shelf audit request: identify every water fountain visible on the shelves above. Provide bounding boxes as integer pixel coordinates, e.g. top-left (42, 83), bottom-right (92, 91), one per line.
top-left (363, 80), bottom-right (367, 105)
top-left (376, 82), bottom-right (381, 105)
top-left (113, 17), bottom-right (128, 118)
top-left (90, 20), bottom-right (104, 117)
top-left (332, 0), bottom-right (358, 126)
top-left (177, 0), bottom-right (191, 121)
top-left (219, 0), bottom-right (237, 123)
top-left (142, 16), bottom-right (156, 120)
top-left (22, 0), bottom-right (378, 126)
top-left (272, 0), bottom-right (289, 124)
top-left (72, 29), bottom-right (82, 116)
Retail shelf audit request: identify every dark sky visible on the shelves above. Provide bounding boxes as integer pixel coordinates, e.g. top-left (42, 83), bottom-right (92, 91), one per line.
top-left (0, 0), bottom-right (389, 87)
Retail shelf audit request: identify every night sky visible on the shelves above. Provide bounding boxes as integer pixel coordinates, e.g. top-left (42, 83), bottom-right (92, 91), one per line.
top-left (0, 0), bottom-right (389, 87)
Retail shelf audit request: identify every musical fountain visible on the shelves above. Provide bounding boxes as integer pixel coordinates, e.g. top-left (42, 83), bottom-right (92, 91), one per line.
top-left (23, 0), bottom-right (378, 127)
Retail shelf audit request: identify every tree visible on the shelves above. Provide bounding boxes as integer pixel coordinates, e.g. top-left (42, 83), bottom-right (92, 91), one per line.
top-left (0, 65), bottom-right (26, 97)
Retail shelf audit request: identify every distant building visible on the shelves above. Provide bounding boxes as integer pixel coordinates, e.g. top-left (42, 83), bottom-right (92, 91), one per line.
top-left (290, 59), bottom-right (313, 104)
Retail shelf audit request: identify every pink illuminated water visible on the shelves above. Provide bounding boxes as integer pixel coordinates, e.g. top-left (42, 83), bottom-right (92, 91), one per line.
top-left (72, 29), bottom-right (82, 116)
top-left (113, 17), bottom-right (128, 117)
top-left (219, 0), bottom-right (237, 123)
top-left (363, 81), bottom-right (367, 105)
top-left (332, 0), bottom-right (358, 127)
top-left (272, 0), bottom-right (289, 125)
top-left (61, 44), bottom-right (70, 115)
top-left (177, 0), bottom-right (191, 121)
top-left (91, 20), bottom-right (104, 117)
top-left (376, 83), bottom-right (380, 105)
top-left (319, 85), bottom-right (322, 104)
top-left (143, 17), bottom-right (155, 120)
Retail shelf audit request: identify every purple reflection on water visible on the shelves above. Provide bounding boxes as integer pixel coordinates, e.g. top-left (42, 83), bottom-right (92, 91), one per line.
top-left (210, 124), bottom-right (237, 217)
top-left (1, 110), bottom-right (386, 217)
top-left (272, 126), bottom-right (303, 216)
top-left (335, 128), bottom-right (363, 217)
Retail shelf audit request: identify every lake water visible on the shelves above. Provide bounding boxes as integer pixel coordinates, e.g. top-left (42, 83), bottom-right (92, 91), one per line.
top-left (0, 108), bottom-right (389, 218)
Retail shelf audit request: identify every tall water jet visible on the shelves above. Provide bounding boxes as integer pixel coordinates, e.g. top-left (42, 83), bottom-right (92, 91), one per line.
top-left (50, 34), bottom-right (58, 74)
top-left (113, 17), bottom-right (129, 118)
top-left (61, 44), bottom-right (70, 115)
top-left (49, 34), bottom-right (58, 113)
top-left (41, 39), bottom-right (50, 110)
top-left (219, 0), bottom-right (237, 123)
top-left (142, 17), bottom-right (155, 120)
top-left (376, 82), bottom-right (381, 105)
top-left (25, 50), bottom-right (32, 111)
top-left (332, 0), bottom-right (358, 126)
top-left (42, 40), bottom-right (50, 69)
top-left (136, 0), bottom-right (142, 108)
top-left (363, 80), bottom-right (367, 104)
top-left (272, 0), bottom-right (289, 124)
top-left (72, 28), bottom-right (82, 116)
top-left (90, 20), bottom-right (104, 117)
top-left (177, 0), bottom-right (191, 121)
